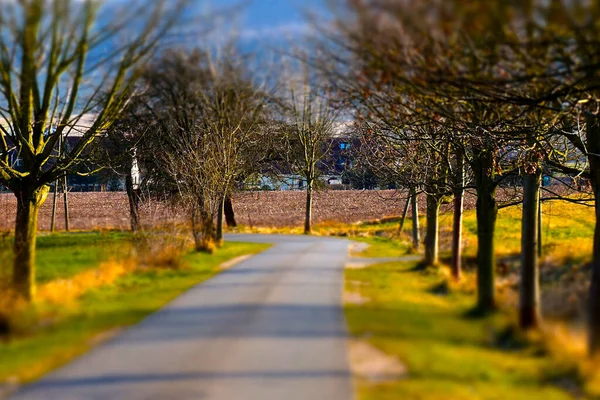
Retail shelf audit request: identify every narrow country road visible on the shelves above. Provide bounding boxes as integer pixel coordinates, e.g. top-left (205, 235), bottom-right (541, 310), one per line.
top-left (10, 234), bottom-right (354, 400)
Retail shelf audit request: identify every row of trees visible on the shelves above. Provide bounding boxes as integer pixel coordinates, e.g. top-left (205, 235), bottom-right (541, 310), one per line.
top-left (10, 0), bottom-right (600, 359)
top-left (0, 0), bottom-right (342, 302)
top-left (106, 49), bottom-right (341, 250)
top-left (316, 0), bottom-right (600, 355)
top-left (0, 0), bottom-right (187, 300)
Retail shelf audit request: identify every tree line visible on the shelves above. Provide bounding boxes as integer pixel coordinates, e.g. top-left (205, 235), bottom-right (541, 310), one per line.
top-left (4, 0), bottom-right (600, 359)
top-left (315, 0), bottom-right (600, 355)
top-left (0, 1), bottom-right (340, 306)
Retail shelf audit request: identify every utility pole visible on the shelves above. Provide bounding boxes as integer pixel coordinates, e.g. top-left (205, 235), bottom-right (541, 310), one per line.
top-left (63, 174), bottom-right (70, 232)
top-left (50, 181), bottom-right (58, 232)
top-left (50, 130), bottom-right (69, 231)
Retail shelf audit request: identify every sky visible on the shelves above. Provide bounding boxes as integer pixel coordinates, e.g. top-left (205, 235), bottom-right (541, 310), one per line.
top-left (207, 0), bottom-right (327, 44)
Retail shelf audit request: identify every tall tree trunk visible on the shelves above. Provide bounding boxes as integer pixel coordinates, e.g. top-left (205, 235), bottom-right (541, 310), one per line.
top-left (452, 154), bottom-right (465, 280)
top-left (216, 195), bottom-right (225, 246)
top-left (13, 184), bottom-right (49, 300)
top-left (424, 193), bottom-right (440, 265)
top-left (473, 155), bottom-right (498, 312)
top-left (304, 179), bottom-right (313, 234)
top-left (586, 115), bottom-right (600, 355)
top-left (125, 174), bottom-right (141, 232)
top-left (411, 187), bottom-right (420, 249)
top-left (590, 188), bottom-right (600, 354)
top-left (538, 191), bottom-right (543, 258)
top-left (224, 195), bottom-right (237, 227)
top-left (520, 170), bottom-right (542, 329)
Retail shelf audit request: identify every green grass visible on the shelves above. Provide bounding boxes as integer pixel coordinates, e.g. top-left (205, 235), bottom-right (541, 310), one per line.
top-left (318, 199), bottom-right (594, 266)
top-left (0, 241), bottom-right (270, 384)
top-left (346, 260), bottom-right (578, 399)
top-left (350, 235), bottom-right (413, 258)
top-left (35, 232), bottom-right (132, 283)
top-left (0, 231), bottom-right (132, 283)
top-left (459, 200), bottom-right (594, 262)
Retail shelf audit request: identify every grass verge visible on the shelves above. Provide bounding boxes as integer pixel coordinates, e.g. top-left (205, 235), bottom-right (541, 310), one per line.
top-left (345, 259), bottom-right (579, 399)
top-left (0, 231), bottom-right (132, 284)
top-left (0, 241), bottom-right (269, 386)
top-left (349, 235), bottom-right (413, 258)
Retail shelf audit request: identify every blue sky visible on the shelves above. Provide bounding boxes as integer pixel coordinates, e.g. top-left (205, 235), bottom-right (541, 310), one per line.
top-left (208, 0), bottom-right (327, 43)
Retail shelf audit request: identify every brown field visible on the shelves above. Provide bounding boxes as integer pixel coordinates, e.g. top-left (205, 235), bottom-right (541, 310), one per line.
top-left (0, 190), bottom-right (413, 232)
top-left (233, 190), bottom-right (412, 227)
top-left (0, 186), bottom-right (561, 232)
top-left (0, 192), bottom-right (131, 232)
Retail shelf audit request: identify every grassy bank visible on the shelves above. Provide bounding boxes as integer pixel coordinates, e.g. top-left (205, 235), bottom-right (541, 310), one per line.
top-left (341, 199), bottom-right (600, 398)
top-left (345, 259), bottom-right (579, 399)
top-left (0, 231), bottom-right (132, 283)
top-left (35, 232), bottom-right (132, 283)
top-left (0, 238), bottom-right (269, 386)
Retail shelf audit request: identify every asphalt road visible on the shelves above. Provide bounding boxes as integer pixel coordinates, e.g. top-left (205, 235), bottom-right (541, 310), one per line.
top-left (10, 234), bottom-right (354, 400)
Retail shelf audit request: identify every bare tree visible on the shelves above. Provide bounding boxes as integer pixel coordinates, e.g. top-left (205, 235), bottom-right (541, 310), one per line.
top-left (100, 99), bottom-right (152, 232)
top-left (141, 48), bottom-right (269, 250)
top-left (201, 51), bottom-right (270, 244)
top-left (281, 71), bottom-right (338, 234)
top-left (0, 0), bottom-right (185, 299)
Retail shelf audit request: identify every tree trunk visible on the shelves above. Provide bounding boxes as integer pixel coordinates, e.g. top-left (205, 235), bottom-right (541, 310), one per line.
top-left (125, 174), bottom-right (141, 232)
top-left (590, 190), bottom-right (600, 354)
top-left (520, 170), bottom-right (542, 329)
top-left (397, 194), bottom-right (411, 237)
top-left (587, 115), bottom-right (600, 355)
top-left (200, 208), bottom-right (215, 252)
top-left (191, 205), bottom-right (202, 251)
top-left (304, 180), bottom-right (313, 234)
top-left (224, 195), bottom-right (237, 227)
top-left (191, 202), bottom-right (215, 253)
top-left (473, 155), bottom-right (498, 312)
top-left (538, 191), bottom-right (543, 258)
top-left (13, 185), bottom-right (49, 301)
top-left (216, 196), bottom-right (225, 246)
top-left (424, 193), bottom-right (440, 266)
top-left (452, 154), bottom-right (465, 280)
top-left (411, 187), bottom-right (420, 249)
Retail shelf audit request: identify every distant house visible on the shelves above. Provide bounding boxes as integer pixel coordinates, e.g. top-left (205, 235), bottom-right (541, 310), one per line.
top-left (0, 114), bottom-right (133, 192)
top-left (1, 120), bottom-right (359, 193)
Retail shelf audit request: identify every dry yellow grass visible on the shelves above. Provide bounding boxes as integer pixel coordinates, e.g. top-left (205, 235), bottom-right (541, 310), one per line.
top-left (335, 198), bottom-right (598, 396)
top-left (37, 258), bottom-right (137, 305)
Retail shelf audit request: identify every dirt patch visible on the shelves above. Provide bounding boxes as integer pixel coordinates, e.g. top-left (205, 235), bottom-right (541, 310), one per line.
top-left (349, 242), bottom-right (370, 257)
top-left (348, 339), bottom-right (408, 382)
top-left (88, 327), bottom-right (124, 347)
top-left (344, 290), bottom-right (369, 305)
top-left (218, 255), bottom-right (253, 271)
top-left (0, 376), bottom-right (19, 399)
top-left (345, 261), bottom-right (370, 270)
top-left (348, 280), bottom-right (366, 288)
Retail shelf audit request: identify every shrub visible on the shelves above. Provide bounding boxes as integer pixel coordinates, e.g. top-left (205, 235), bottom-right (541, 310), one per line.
top-left (133, 224), bottom-right (190, 269)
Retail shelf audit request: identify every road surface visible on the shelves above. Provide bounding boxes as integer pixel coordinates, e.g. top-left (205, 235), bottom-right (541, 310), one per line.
top-left (10, 234), bottom-right (354, 400)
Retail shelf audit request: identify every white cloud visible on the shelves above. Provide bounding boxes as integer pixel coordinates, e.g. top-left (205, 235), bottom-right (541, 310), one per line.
top-left (237, 21), bottom-right (313, 42)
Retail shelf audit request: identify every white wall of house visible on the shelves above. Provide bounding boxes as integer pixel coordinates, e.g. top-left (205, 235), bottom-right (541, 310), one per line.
top-left (255, 174), bottom-right (343, 191)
